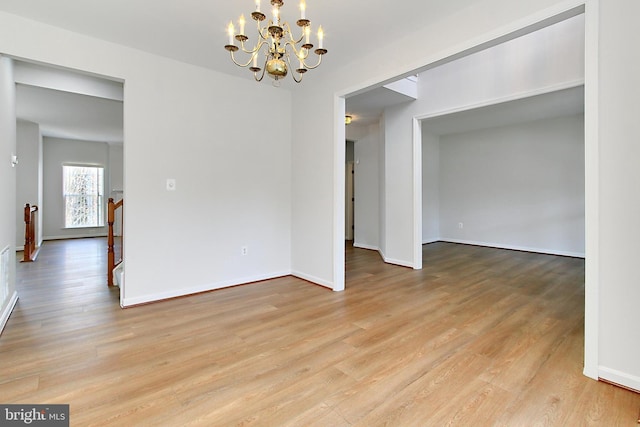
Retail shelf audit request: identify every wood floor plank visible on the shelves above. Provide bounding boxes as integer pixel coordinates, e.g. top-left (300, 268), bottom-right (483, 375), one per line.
top-left (1, 238), bottom-right (639, 425)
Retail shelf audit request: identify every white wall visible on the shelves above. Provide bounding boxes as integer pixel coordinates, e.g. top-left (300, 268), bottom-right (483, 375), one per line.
top-left (383, 103), bottom-right (417, 266)
top-left (420, 15), bottom-right (585, 115)
top-left (378, 117), bottom-right (387, 258)
top-left (0, 11), bottom-right (293, 306)
top-left (15, 120), bottom-right (42, 249)
top-left (108, 144), bottom-right (123, 199)
top-left (383, 13), bottom-right (586, 267)
top-left (42, 137), bottom-right (110, 239)
top-left (438, 114), bottom-right (585, 256)
top-left (596, 0), bottom-right (640, 390)
top-left (422, 132), bottom-right (440, 243)
top-left (353, 122), bottom-right (381, 250)
top-left (0, 55), bottom-right (17, 333)
top-left (291, 84), bottom-right (337, 288)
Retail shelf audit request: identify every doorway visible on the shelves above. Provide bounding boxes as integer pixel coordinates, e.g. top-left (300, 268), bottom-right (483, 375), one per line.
top-left (338, 4), bottom-right (597, 378)
top-left (13, 60), bottom-right (124, 299)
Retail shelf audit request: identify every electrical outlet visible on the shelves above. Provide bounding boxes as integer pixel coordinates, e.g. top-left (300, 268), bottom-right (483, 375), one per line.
top-left (166, 178), bottom-right (176, 191)
top-left (241, 246), bottom-right (248, 256)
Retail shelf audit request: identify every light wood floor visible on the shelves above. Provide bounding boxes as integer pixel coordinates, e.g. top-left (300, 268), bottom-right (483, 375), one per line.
top-left (2, 239), bottom-right (639, 426)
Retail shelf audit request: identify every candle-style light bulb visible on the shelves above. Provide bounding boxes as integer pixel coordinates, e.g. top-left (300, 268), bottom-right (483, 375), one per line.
top-left (239, 15), bottom-right (245, 35)
top-left (317, 25), bottom-right (324, 49)
top-left (300, 1), bottom-right (306, 19)
top-left (227, 21), bottom-right (235, 45)
top-left (255, 0), bottom-right (261, 12)
top-left (298, 51), bottom-right (304, 69)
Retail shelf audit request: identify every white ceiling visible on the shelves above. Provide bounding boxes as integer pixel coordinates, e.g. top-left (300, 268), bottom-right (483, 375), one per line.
top-left (2, 1), bottom-right (584, 142)
top-left (0, 0), bottom-right (476, 81)
top-left (345, 85), bottom-right (417, 126)
top-left (16, 83), bottom-right (124, 143)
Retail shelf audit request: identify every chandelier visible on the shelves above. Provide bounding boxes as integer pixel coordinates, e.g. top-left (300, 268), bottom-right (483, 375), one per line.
top-left (224, 0), bottom-right (327, 84)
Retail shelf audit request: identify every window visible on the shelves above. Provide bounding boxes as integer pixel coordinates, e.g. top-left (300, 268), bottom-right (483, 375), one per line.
top-left (63, 165), bottom-right (105, 228)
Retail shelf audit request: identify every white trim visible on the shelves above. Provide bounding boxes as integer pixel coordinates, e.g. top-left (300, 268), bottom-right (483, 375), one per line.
top-left (0, 291), bottom-right (18, 334)
top-left (353, 244), bottom-right (415, 268)
top-left (582, 0), bottom-right (599, 381)
top-left (60, 226), bottom-right (107, 230)
top-left (412, 118), bottom-right (423, 270)
top-left (598, 367), bottom-right (640, 393)
top-left (121, 270), bottom-right (292, 307)
top-left (353, 243), bottom-right (415, 268)
top-left (43, 234), bottom-right (107, 240)
top-left (333, 95), bottom-right (346, 292)
top-left (440, 238), bottom-right (585, 258)
top-left (380, 254), bottom-right (415, 269)
top-left (20, 238), bottom-right (45, 250)
top-left (292, 270), bottom-right (334, 290)
top-left (353, 242), bottom-right (379, 251)
top-left (415, 79), bottom-right (585, 123)
top-left (422, 239), bottom-right (439, 245)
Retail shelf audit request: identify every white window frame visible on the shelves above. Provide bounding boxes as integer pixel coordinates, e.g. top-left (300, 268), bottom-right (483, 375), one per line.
top-left (62, 164), bottom-right (105, 229)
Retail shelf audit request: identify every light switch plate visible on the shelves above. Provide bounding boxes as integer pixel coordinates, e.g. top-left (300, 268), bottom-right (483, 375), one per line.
top-left (166, 178), bottom-right (176, 191)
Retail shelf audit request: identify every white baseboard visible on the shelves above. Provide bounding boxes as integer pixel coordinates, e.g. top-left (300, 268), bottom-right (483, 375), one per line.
top-left (599, 366), bottom-right (640, 393)
top-left (44, 234), bottom-right (107, 241)
top-left (583, 364), bottom-right (599, 381)
top-left (381, 254), bottom-right (415, 268)
top-left (439, 238), bottom-right (585, 258)
top-left (291, 270), bottom-right (334, 290)
top-left (16, 240), bottom-right (43, 252)
top-left (353, 242), bottom-right (379, 251)
top-left (353, 242), bottom-right (416, 268)
top-left (422, 238), bottom-right (439, 245)
top-left (0, 291), bottom-right (18, 335)
top-left (121, 270), bottom-right (292, 307)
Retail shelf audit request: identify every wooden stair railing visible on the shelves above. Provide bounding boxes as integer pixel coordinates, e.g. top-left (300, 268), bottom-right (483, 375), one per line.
top-left (22, 203), bottom-right (39, 262)
top-left (107, 197), bottom-right (124, 286)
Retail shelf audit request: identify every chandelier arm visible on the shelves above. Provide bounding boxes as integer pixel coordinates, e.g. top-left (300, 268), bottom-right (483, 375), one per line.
top-left (285, 41), bottom-right (324, 70)
top-left (253, 66), bottom-right (267, 82)
top-left (281, 22), bottom-right (305, 45)
top-left (284, 41), bottom-right (298, 62)
top-left (293, 28), bottom-right (306, 45)
top-left (283, 54), bottom-right (304, 83)
top-left (292, 71), bottom-right (304, 83)
top-left (302, 51), bottom-right (325, 70)
top-left (239, 39), bottom-right (266, 55)
top-left (285, 42), bottom-right (310, 71)
top-left (229, 50), bottom-right (259, 68)
top-left (292, 33), bottom-right (305, 45)
top-left (285, 40), bottom-right (307, 58)
top-left (256, 19), bottom-right (270, 41)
